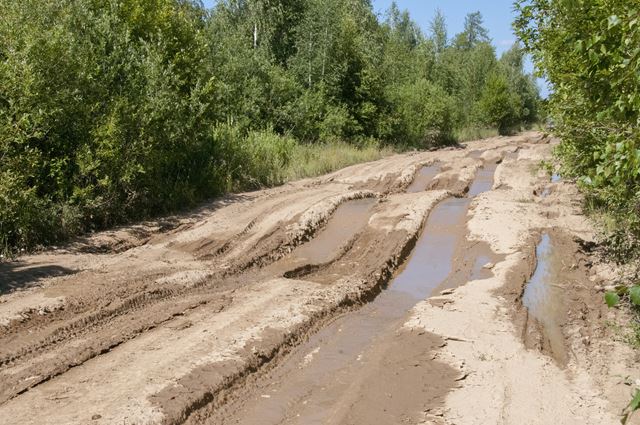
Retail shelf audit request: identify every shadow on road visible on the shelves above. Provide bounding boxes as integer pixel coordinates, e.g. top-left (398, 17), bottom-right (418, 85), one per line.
top-left (0, 262), bottom-right (75, 294)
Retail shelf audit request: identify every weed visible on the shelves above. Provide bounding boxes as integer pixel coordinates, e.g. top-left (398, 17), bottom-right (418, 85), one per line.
top-left (284, 141), bottom-right (394, 181)
top-left (453, 127), bottom-right (499, 143)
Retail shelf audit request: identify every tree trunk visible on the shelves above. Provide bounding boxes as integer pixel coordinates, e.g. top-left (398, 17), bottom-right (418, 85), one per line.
top-left (253, 23), bottom-right (258, 49)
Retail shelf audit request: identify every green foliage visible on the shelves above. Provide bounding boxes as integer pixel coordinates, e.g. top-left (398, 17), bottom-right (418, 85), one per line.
top-left (454, 127), bottom-right (499, 143)
top-left (0, 0), bottom-right (538, 252)
top-left (516, 7), bottom-right (640, 413)
top-left (234, 128), bottom-right (297, 189)
top-left (630, 287), bottom-right (640, 306)
top-left (385, 79), bottom-right (455, 146)
top-left (515, 0), bottom-right (640, 262)
top-left (430, 9), bottom-right (448, 55)
top-left (605, 291), bottom-right (621, 308)
top-left (477, 71), bottom-right (522, 135)
top-left (622, 389), bottom-right (640, 424)
top-left (284, 140), bottom-right (393, 181)
top-left (604, 285), bottom-right (640, 308)
top-left (454, 11), bottom-right (491, 50)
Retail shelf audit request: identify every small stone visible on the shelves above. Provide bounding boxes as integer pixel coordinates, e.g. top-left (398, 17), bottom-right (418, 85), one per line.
top-left (440, 288), bottom-right (455, 295)
top-left (482, 262), bottom-right (495, 270)
top-left (91, 414), bottom-right (101, 420)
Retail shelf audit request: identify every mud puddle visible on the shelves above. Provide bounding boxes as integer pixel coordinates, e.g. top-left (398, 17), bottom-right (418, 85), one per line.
top-left (468, 150), bottom-right (483, 159)
top-left (523, 233), bottom-right (567, 364)
top-left (391, 197), bottom-right (469, 298)
top-left (470, 253), bottom-right (494, 280)
top-left (468, 162), bottom-right (498, 196)
top-left (406, 164), bottom-right (440, 193)
top-left (290, 198), bottom-right (376, 265)
top-left (207, 162), bottom-right (498, 425)
top-left (540, 173), bottom-right (562, 198)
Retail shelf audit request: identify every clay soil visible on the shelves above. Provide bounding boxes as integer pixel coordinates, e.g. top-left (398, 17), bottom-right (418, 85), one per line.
top-left (0, 132), bottom-right (637, 425)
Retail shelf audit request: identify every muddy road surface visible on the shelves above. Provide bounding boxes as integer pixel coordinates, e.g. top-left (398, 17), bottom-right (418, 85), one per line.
top-left (0, 132), bottom-right (637, 425)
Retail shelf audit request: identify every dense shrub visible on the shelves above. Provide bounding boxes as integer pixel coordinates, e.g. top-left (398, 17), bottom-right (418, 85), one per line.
top-left (515, 0), bottom-right (640, 260)
top-left (477, 71), bottom-right (522, 135)
top-left (0, 0), bottom-right (218, 245)
top-left (385, 79), bottom-right (455, 146)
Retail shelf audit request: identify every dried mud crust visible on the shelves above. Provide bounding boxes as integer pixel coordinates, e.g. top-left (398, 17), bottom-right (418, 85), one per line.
top-left (2, 132), bottom-right (625, 425)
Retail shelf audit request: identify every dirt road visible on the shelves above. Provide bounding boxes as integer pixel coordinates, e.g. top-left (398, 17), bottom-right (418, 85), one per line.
top-left (0, 132), bottom-right (637, 424)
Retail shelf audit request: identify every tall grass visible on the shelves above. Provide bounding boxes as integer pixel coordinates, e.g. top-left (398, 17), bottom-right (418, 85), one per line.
top-left (454, 127), bottom-right (499, 143)
top-left (284, 141), bottom-right (395, 181)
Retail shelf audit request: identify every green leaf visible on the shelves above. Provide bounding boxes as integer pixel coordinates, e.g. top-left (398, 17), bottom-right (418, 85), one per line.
top-left (629, 389), bottom-right (640, 412)
top-left (605, 292), bottom-right (620, 307)
top-left (575, 40), bottom-right (583, 52)
top-left (629, 286), bottom-right (640, 306)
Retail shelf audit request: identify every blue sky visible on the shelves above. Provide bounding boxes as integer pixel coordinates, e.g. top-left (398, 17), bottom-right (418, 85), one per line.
top-left (201, 0), bottom-right (548, 96)
top-left (371, 0), bottom-right (521, 57)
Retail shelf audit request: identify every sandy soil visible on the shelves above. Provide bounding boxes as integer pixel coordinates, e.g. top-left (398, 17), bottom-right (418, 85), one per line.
top-left (0, 132), bottom-right (637, 425)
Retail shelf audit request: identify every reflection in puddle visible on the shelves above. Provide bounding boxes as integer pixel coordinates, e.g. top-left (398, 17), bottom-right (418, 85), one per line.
top-left (395, 159), bottom-right (497, 298)
top-left (292, 198), bottom-right (376, 264)
top-left (522, 233), bottom-right (567, 364)
top-left (406, 164), bottom-right (440, 193)
top-left (541, 173), bottom-right (561, 198)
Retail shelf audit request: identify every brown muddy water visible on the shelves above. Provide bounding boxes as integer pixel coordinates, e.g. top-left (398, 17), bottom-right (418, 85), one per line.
top-left (406, 164), bottom-right (440, 193)
top-left (211, 162), bottom-right (499, 425)
top-left (291, 198), bottom-right (377, 265)
top-left (523, 233), bottom-right (567, 364)
top-left (468, 150), bottom-right (483, 159)
top-left (468, 162), bottom-right (498, 196)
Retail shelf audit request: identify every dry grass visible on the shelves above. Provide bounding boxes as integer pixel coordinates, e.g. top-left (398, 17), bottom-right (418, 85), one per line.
top-left (454, 127), bottom-right (499, 143)
top-left (284, 141), bottom-right (395, 181)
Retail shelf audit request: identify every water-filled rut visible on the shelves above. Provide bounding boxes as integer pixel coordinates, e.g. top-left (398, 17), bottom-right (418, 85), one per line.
top-left (523, 233), bottom-right (567, 365)
top-left (291, 198), bottom-right (377, 265)
top-left (406, 164), bottom-right (440, 193)
top-left (209, 161), bottom-right (499, 425)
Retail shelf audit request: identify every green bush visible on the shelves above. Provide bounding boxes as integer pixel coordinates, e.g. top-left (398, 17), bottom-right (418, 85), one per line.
top-left (515, 0), bottom-right (640, 261)
top-left (385, 79), bottom-right (455, 147)
top-left (0, 0), bottom-right (218, 244)
top-left (236, 129), bottom-right (297, 189)
top-left (476, 71), bottom-right (522, 135)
